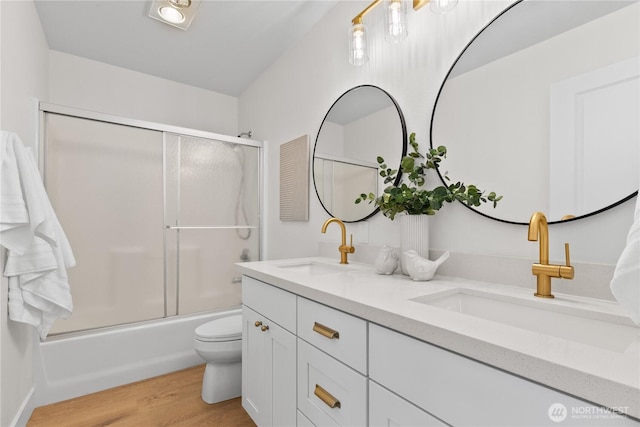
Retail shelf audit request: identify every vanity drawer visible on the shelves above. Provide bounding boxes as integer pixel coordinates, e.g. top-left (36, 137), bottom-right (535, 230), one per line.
top-left (369, 323), bottom-right (605, 426)
top-left (297, 297), bottom-right (367, 374)
top-left (369, 380), bottom-right (447, 427)
top-left (297, 339), bottom-right (367, 427)
top-left (297, 410), bottom-right (315, 427)
top-left (242, 276), bottom-right (296, 333)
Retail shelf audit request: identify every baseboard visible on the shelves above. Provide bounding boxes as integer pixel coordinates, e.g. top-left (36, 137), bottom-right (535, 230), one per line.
top-left (10, 387), bottom-right (35, 427)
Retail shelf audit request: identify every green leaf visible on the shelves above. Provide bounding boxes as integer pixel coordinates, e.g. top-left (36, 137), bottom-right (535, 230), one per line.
top-left (353, 132), bottom-right (502, 218)
top-left (401, 156), bottom-right (415, 172)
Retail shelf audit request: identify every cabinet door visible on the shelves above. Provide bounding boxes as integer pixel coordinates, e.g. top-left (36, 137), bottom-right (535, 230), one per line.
top-left (242, 305), bottom-right (296, 427)
top-left (242, 306), bottom-right (271, 426)
top-left (369, 380), bottom-right (446, 427)
top-left (271, 321), bottom-right (297, 427)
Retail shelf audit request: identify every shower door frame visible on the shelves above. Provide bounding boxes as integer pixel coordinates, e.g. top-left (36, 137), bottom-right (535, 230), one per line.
top-left (39, 101), bottom-right (263, 326)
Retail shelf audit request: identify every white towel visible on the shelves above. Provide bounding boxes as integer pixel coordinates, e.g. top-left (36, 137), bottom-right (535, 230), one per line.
top-left (1, 132), bottom-right (32, 252)
top-left (1, 131), bottom-right (75, 339)
top-left (610, 195), bottom-right (640, 325)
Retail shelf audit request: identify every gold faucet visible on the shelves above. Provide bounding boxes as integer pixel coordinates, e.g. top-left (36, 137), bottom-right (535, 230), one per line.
top-left (527, 211), bottom-right (574, 298)
top-left (321, 218), bottom-right (355, 264)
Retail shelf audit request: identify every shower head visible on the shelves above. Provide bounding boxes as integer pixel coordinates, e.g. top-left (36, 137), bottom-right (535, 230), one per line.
top-left (237, 130), bottom-right (252, 138)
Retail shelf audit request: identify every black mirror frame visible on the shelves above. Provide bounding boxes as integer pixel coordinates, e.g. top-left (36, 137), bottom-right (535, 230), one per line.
top-left (313, 84), bottom-right (408, 222)
top-left (429, 0), bottom-right (638, 226)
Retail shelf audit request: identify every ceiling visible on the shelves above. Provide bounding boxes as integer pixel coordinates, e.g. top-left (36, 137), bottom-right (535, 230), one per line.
top-left (34, 0), bottom-right (338, 97)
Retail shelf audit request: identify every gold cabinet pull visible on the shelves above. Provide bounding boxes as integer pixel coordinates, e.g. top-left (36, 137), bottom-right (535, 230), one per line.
top-left (254, 321), bottom-right (262, 327)
top-left (313, 322), bottom-right (339, 339)
top-left (261, 325), bottom-right (269, 332)
top-left (314, 384), bottom-right (341, 409)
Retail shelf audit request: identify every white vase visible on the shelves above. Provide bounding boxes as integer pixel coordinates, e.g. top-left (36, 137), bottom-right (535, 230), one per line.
top-left (399, 214), bottom-right (430, 275)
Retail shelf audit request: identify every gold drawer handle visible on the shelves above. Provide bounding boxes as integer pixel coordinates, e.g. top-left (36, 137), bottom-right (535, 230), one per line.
top-left (314, 384), bottom-right (341, 409)
top-left (261, 325), bottom-right (269, 332)
top-left (254, 321), bottom-right (262, 327)
top-left (313, 322), bottom-right (340, 339)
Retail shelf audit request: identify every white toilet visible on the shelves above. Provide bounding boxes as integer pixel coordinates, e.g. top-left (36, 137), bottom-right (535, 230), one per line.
top-left (193, 314), bottom-right (243, 404)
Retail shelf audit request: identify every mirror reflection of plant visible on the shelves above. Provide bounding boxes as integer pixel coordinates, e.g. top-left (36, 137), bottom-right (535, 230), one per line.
top-left (356, 133), bottom-right (502, 220)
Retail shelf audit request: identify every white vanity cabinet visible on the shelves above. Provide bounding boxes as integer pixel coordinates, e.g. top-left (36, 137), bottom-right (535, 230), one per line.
top-left (297, 297), bottom-right (367, 374)
top-left (242, 277), bottom-right (297, 427)
top-left (296, 298), bottom-right (368, 426)
top-left (369, 380), bottom-right (447, 427)
top-left (369, 323), bottom-right (638, 427)
top-left (241, 273), bottom-right (638, 427)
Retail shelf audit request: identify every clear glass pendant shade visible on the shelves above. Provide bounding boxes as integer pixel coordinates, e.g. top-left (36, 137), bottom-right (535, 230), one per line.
top-left (430, 0), bottom-right (458, 14)
top-left (349, 22), bottom-right (369, 66)
top-left (384, 0), bottom-right (408, 43)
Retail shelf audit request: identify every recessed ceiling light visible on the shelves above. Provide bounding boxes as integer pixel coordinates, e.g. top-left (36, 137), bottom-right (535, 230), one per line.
top-left (148, 0), bottom-right (200, 31)
top-left (158, 6), bottom-right (185, 24)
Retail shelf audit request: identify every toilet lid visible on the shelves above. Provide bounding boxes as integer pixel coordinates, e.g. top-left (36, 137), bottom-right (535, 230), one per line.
top-left (195, 315), bottom-right (242, 342)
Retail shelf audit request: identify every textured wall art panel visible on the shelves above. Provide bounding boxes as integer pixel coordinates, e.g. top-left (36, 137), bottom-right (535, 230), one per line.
top-left (280, 135), bottom-right (309, 221)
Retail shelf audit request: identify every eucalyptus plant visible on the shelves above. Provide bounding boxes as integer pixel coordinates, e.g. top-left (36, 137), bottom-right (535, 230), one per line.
top-left (355, 133), bottom-right (502, 220)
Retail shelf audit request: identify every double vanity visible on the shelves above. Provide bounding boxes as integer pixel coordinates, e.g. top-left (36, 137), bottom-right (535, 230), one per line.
top-left (237, 257), bottom-right (639, 426)
top-left (236, 0), bottom-right (640, 424)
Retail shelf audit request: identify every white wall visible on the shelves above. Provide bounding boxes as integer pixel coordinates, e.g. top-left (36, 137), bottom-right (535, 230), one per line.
top-left (238, 0), bottom-right (636, 266)
top-left (2, 3), bottom-right (243, 424)
top-left (49, 50), bottom-right (239, 136)
top-left (0, 1), bottom-right (50, 425)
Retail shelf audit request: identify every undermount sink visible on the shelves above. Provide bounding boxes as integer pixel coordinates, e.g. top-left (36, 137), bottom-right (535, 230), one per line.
top-left (411, 288), bottom-right (639, 352)
top-left (276, 261), bottom-right (354, 275)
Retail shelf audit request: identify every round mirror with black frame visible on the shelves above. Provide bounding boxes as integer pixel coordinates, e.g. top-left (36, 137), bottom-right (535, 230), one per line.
top-left (313, 85), bottom-right (407, 222)
top-left (430, 0), bottom-right (639, 225)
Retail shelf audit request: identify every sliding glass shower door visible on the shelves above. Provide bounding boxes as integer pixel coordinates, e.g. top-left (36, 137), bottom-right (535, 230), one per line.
top-left (43, 110), bottom-right (260, 335)
top-left (164, 133), bottom-right (260, 315)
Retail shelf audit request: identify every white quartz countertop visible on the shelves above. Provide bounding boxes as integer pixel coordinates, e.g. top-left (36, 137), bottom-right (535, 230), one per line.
top-left (236, 257), bottom-right (640, 419)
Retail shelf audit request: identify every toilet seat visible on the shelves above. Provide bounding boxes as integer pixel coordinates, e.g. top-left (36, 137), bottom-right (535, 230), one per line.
top-left (195, 315), bottom-right (242, 342)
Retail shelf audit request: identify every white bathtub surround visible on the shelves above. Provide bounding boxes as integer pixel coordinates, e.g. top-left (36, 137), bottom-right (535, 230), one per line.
top-left (33, 308), bottom-right (240, 407)
top-left (610, 196), bottom-right (640, 325)
top-left (237, 257), bottom-right (640, 420)
top-left (0, 131), bottom-right (75, 340)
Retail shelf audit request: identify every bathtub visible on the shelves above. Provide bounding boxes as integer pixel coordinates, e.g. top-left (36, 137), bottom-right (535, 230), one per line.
top-left (33, 307), bottom-right (241, 406)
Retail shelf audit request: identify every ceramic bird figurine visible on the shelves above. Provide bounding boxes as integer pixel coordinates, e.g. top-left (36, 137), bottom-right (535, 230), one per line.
top-left (403, 250), bottom-right (450, 281)
top-left (375, 245), bottom-right (399, 275)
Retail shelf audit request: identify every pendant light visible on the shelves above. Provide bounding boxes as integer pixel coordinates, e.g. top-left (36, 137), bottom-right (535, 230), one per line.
top-left (349, 0), bottom-right (458, 65)
top-left (349, 19), bottom-right (369, 66)
top-left (384, 0), bottom-right (408, 44)
top-left (429, 0), bottom-right (458, 14)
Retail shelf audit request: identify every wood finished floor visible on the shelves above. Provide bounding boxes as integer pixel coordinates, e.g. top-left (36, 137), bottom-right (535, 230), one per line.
top-left (27, 365), bottom-right (256, 427)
